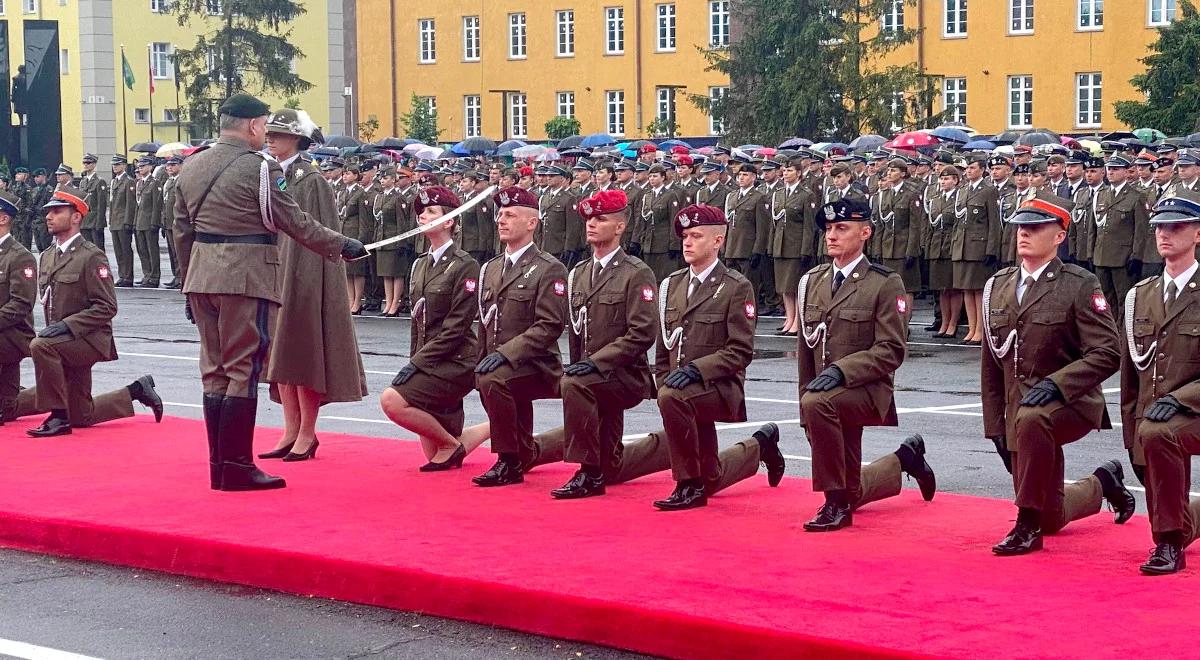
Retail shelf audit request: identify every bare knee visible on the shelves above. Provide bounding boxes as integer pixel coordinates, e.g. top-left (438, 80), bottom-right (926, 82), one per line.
top-left (379, 388), bottom-right (409, 415)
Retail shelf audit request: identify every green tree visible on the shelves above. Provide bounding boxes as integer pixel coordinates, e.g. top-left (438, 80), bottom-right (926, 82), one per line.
top-left (399, 94), bottom-right (442, 144)
top-left (1115, 1), bottom-right (1200, 134)
top-left (646, 117), bottom-right (680, 139)
top-left (171, 0), bottom-right (313, 136)
top-left (691, 0), bottom-right (940, 143)
top-left (544, 115), bottom-right (582, 140)
top-left (357, 116), bottom-right (380, 142)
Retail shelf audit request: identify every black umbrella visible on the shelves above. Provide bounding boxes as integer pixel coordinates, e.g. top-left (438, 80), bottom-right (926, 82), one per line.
top-left (323, 135), bottom-right (361, 148)
top-left (1100, 131), bottom-right (1138, 142)
top-left (1187, 133), bottom-right (1200, 147)
top-left (1015, 132), bottom-right (1058, 146)
top-left (778, 137), bottom-right (813, 149)
top-left (559, 147), bottom-right (590, 158)
top-left (626, 139), bottom-right (654, 149)
top-left (557, 135), bottom-right (584, 149)
top-left (130, 142), bottom-right (161, 153)
top-left (371, 137), bottom-right (407, 149)
top-left (311, 146), bottom-right (340, 157)
top-left (462, 136), bottom-right (497, 154)
top-left (990, 131), bottom-right (1021, 145)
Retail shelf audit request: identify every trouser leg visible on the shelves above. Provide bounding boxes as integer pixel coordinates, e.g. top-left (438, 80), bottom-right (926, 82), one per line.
top-left (708, 438), bottom-right (761, 494)
top-left (607, 430), bottom-right (672, 484)
top-left (852, 453), bottom-right (903, 511)
top-left (1011, 403), bottom-right (1100, 534)
top-left (0, 361), bottom-right (20, 419)
top-left (477, 367), bottom-right (556, 464)
top-left (657, 384), bottom-right (724, 482)
top-left (561, 375), bottom-right (639, 468)
top-left (1142, 415), bottom-right (1200, 542)
top-left (800, 387), bottom-right (878, 493)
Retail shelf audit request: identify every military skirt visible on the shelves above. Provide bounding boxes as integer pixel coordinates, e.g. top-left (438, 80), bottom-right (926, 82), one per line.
top-left (883, 258), bottom-right (921, 291)
top-left (774, 257), bottom-right (804, 295)
top-left (391, 370), bottom-right (474, 438)
top-left (952, 260), bottom-right (991, 290)
top-left (376, 246), bottom-right (414, 278)
top-left (929, 259), bottom-right (953, 290)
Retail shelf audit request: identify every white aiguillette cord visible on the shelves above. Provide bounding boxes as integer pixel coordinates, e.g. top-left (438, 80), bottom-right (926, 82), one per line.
top-left (567, 261), bottom-right (589, 340)
top-left (796, 270), bottom-right (827, 364)
top-left (982, 274), bottom-right (1018, 362)
top-left (658, 276), bottom-right (683, 364)
top-left (1124, 286), bottom-right (1156, 374)
top-left (349, 185), bottom-right (497, 260)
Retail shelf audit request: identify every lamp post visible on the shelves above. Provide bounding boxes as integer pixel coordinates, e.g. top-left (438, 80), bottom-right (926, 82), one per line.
top-left (489, 88), bottom-right (521, 142)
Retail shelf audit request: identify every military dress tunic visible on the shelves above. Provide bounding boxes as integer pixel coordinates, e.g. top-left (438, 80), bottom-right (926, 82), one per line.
top-left (769, 181), bottom-right (818, 292)
top-left (951, 180), bottom-right (1002, 290)
top-left (0, 234), bottom-right (36, 418)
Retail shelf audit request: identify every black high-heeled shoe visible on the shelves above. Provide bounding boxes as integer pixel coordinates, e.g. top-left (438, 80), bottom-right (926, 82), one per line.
top-left (420, 444), bottom-right (466, 472)
top-left (283, 438), bottom-right (319, 462)
top-left (258, 441), bottom-right (296, 459)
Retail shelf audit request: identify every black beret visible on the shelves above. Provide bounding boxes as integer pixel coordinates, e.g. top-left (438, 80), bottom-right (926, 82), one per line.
top-left (218, 93), bottom-right (270, 118)
top-left (817, 198), bottom-right (872, 230)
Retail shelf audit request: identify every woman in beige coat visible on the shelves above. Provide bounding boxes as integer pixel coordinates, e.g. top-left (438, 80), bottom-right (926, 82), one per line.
top-left (260, 109), bottom-right (368, 461)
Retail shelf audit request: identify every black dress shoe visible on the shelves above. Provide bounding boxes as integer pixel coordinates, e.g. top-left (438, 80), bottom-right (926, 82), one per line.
top-left (754, 423), bottom-right (785, 487)
top-left (282, 438), bottom-right (319, 462)
top-left (258, 441), bottom-right (295, 460)
top-left (27, 416), bottom-right (72, 437)
top-left (550, 470), bottom-right (606, 499)
top-left (1095, 460), bottom-right (1137, 524)
top-left (992, 523), bottom-right (1043, 556)
top-left (898, 434), bottom-right (936, 501)
top-left (350, 308), bottom-right (362, 316)
top-left (165, 278), bottom-right (181, 289)
top-left (130, 374), bottom-right (163, 422)
top-left (115, 279), bottom-right (134, 288)
top-left (653, 482), bottom-right (707, 511)
top-left (472, 458), bottom-right (524, 486)
top-left (1141, 543), bottom-right (1186, 575)
top-left (803, 503), bottom-right (852, 531)
top-left (141, 280), bottom-right (160, 288)
top-left (419, 444), bottom-right (466, 472)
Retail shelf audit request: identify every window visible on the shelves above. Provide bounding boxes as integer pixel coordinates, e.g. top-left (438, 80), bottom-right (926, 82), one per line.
top-left (420, 96), bottom-right (436, 117)
top-left (1078, 0), bottom-right (1103, 30)
top-left (134, 108), bottom-right (150, 124)
top-left (710, 1), bottom-right (730, 47)
top-left (22, 0), bottom-right (35, 13)
top-left (605, 7), bottom-right (624, 54)
top-left (944, 0), bottom-right (967, 37)
top-left (509, 12), bottom-right (526, 59)
top-left (464, 95), bottom-right (481, 138)
top-left (150, 0), bottom-right (169, 12)
top-left (59, 48), bottom-right (68, 75)
top-left (419, 19), bottom-right (436, 63)
top-left (1007, 75), bottom-right (1033, 129)
top-left (887, 92), bottom-right (905, 132)
top-left (656, 3), bottom-right (676, 52)
top-left (556, 91), bottom-right (575, 118)
top-left (463, 16), bottom-right (480, 61)
top-left (205, 46), bottom-right (228, 82)
top-left (163, 108), bottom-right (179, 122)
top-left (151, 43), bottom-right (172, 79)
top-left (606, 90), bottom-right (625, 136)
top-left (204, 0), bottom-right (219, 14)
top-left (509, 93), bottom-right (527, 139)
top-left (943, 77), bottom-right (967, 124)
top-left (1149, 0), bottom-right (1176, 26)
top-left (1010, 0), bottom-right (1033, 33)
top-left (556, 10), bottom-right (574, 57)
top-left (1076, 73), bottom-right (1102, 128)
top-left (0, 0), bottom-right (7, 14)
top-left (709, 86), bottom-right (727, 135)
top-left (881, 0), bottom-right (904, 34)
top-left (656, 87), bottom-right (674, 123)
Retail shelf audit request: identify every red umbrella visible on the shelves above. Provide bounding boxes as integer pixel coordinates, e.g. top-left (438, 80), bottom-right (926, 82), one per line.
top-left (886, 131), bottom-right (940, 149)
top-left (755, 147), bottom-right (778, 157)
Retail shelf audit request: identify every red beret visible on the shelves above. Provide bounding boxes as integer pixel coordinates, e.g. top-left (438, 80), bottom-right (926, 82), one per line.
top-left (417, 173), bottom-right (439, 186)
top-left (414, 185), bottom-right (461, 214)
top-left (493, 185), bottom-right (538, 209)
top-left (670, 146), bottom-right (689, 155)
top-left (674, 204), bottom-right (727, 237)
top-left (675, 155), bottom-right (694, 166)
top-left (638, 144), bottom-right (657, 154)
top-left (577, 189), bottom-right (628, 219)
top-left (519, 165), bottom-right (534, 177)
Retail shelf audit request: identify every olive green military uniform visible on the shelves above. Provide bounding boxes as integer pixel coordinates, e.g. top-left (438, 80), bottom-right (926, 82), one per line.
top-left (0, 233), bottom-right (36, 420)
top-left (108, 171), bottom-right (137, 282)
top-left (951, 179), bottom-right (1002, 290)
top-left (637, 185), bottom-right (686, 280)
top-left (79, 171), bottom-right (108, 249)
top-left (538, 186), bottom-right (584, 266)
top-left (133, 172), bottom-right (163, 285)
top-left (1092, 183), bottom-right (1151, 312)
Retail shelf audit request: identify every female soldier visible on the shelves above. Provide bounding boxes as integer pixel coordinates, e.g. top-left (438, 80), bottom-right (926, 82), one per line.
top-left (927, 166), bottom-right (962, 338)
top-left (372, 166), bottom-right (417, 317)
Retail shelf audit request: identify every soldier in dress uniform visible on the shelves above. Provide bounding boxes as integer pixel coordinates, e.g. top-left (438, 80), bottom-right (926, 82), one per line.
top-left (1075, 155), bottom-right (1108, 269)
top-left (131, 156), bottom-right (162, 288)
top-left (981, 198), bottom-right (1134, 555)
top-left (952, 155), bottom-right (1003, 345)
top-left (339, 162), bottom-right (367, 314)
top-left (1125, 197), bottom-right (1200, 575)
top-left (108, 156), bottom-right (137, 287)
top-left (0, 191), bottom-right (35, 424)
top-left (10, 167), bottom-right (31, 249)
top-left (30, 169), bottom-right (54, 252)
top-left (357, 160), bottom-right (385, 313)
top-left (462, 170), bottom-right (496, 266)
top-left (1092, 155), bottom-right (1151, 312)
top-left (471, 186), bottom-right (568, 487)
top-left (159, 155), bottom-right (183, 289)
top-left (614, 161), bottom-right (643, 251)
top-left (873, 158), bottom-right (924, 313)
top-left (1150, 157), bottom-right (1178, 203)
top-left (571, 159), bottom-right (596, 198)
top-left (927, 165), bottom-right (963, 338)
top-left (723, 164), bottom-right (770, 297)
top-left (771, 157), bottom-right (818, 337)
top-left (9, 188), bottom-right (163, 436)
top-left (78, 154), bottom-right (107, 251)
top-left (637, 163), bottom-right (686, 280)
top-left (172, 93), bottom-right (366, 491)
top-left (695, 161), bottom-right (730, 208)
top-left (795, 198), bottom-right (936, 531)
top-left (371, 165), bottom-right (411, 317)
top-left (990, 155), bottom-right (1019, 268)
top-left (1175, 152), bottom-right (1200, 201)
top-left (538, 165), bottom-right (584, 268)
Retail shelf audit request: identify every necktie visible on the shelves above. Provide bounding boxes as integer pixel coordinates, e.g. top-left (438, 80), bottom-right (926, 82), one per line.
top-left (591, 261), bottom-right (602, 286)
top-left (832, 270), bottom-right (846, 294)
top-left (501, 257), bottom-right (511, 279)
top-left (1018, 276), bottom-right (1034, 304)
top-left (1166, 281), bottom-right (1179, 311)
top-left (687, 276), bottom-right (701, 300)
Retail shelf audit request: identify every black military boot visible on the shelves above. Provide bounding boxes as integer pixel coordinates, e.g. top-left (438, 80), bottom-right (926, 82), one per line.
top-left (1094, 460), bottom-right (1136, 524)
top-left (754, 423), bottom-right (785, 487)
top-left (203, 394), bottom-right (224, 490)
top-left (896, 434), bottom-right (936, 501)
top-left (217, 396), bottom-right (286, 492)
top-left (127, 375), bottom-right (163, 422)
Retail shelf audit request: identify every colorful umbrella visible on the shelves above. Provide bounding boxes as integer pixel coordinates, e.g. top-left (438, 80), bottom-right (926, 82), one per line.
top-left (930, 127), bottom-right (970, 144)
top-left (1134, 128), bottom-right (1167, 143)
top-left (581, 133), bottom-right (616, 148)
top-left (887, 131), bottom-right (939, 149)
top-left (962, 140), bottom-right (996, 151)
top-left (512, 144), bottom-right (552, 159)
top-left (154, 142), bottom-right (189, 157)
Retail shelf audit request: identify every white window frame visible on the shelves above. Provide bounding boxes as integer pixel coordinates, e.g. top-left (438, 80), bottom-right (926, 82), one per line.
top-left (163, 108), bottom-right (179, 123)
top-left (463, 95), bottom-right (481, 138)
top-left (881, 0), bottom-right (904, 35)
top-left (462, 16), bottom-right (480, 62)
top-left (887, 92), bottom-right (906, 132)
top-left (59, 48), bottom-right (68, 75)
top-left (943, 0), bottom-right (967, 38)
top-left (1076, 72), bottom-right (1102, 129)
top-left (150, 43), bottom-right (172, 80)
top-left (656, 3), bottom-right (676, 52)
top-left (509, 93), bottom-right (527, 139)
top-left (605, 7), bottom-right (625, 54)
top-left (656, 87), bottom-right (672, 123)
top-left (606, 90), bottom-right (625, 136)
top-left (1009, 0), bottom-right (1033, 34)
top-left (418, 19), bottom-right (436, 64)
top-left (509, 12), bottom-right (527, 59)
top-left (1007, 75), bottom-right (1033, 130)
top-left (556, 91), bottom-right (575, 119)
top-left (556, 10), bottom-right (575, 57)
top-left (0, 0), bottom-right (7, 15)
top-left (943, 77), bottom-right (967, 124)
top-left (150, 0), bottom-right (168, 12)
top-left (1077, 0), bottom-right (1103, 31)
top-left (1148, 0), bottom-right (1176, 26)
top-left (709, 1), bottom-right (730, 47)
top-left (22, 0), bottom-right (35, 13)
top-left (709, 86), bottom-right (727, 135)
top-left (134, 108), bottom-right (150, 124)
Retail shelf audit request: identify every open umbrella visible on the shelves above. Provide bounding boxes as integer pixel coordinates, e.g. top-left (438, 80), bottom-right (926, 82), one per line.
top-left (887, 131), bottom-right (939, 149)
top-left (778, 137), bottom-right (813, 149)
top-left (323, 135), bottom-right (360, 149)
top-left (755, 147), bottom-right (777, 158)
top-left (962, 139), bottom-right (996, 151)
top-left (496, 139), bottom-right (527, 156)
top-left (581, 133), bottom-right (616, 148)
top-left (535, 149), bottom-right (561, 162)
top-left (557, 135), bottom-right (584, 149)
top-left (1016, 132), bottom-right (1058, 146)
top-left (937, 122), bottom-right (977, 137)
top-left (311, 146), bottom-right (340, 158)
top-left (513, 144), bottom-right (551, 159)
top-left (154, 141), bottom-right (189, 157)
top-left (930, 126), bottom-right (970, 144)
top-left (849, 134), bottom-right (887, 152)
top-left (736, 144), bottom-right (764, 152)
top-left (626, 139), bottom-right (654, 150)
top-left (657, 139), bottom-right (692, 150)
top-left (1100, 130), bottom-right (1137, 142)
top-left (1134, 128), bottom-right (1167, 143)
top-left (1059, 137), bottom-right (1082, 150)
top-left (402, 143), bottom-right (427, 155)
top-left (462, 137), bottom-right (497, 154)
top-left (371, 137), bottom-right (407, 149)
top-left (559, 147), bottom-right (591, 158)
top-left (448, 141), bottom-right (470, 156)
top-left (1077, 139), bottom-right (1102, 155)
top-left (414, 146), bottom-right (444, 160)
top-left (990, 131), bottom-right (1022, 145)
top-left (130, 142), bottom-right (161, 153)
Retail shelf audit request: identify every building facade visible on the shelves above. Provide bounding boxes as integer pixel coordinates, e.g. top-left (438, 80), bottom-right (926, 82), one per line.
top-left (357, 0), bottom-right (1181, 142)
top-left (3, 0), bottom-right (346, 169)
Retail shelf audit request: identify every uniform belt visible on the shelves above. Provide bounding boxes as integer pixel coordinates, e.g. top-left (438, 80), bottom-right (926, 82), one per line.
top-left (194, 232), bottom-right (276, 245)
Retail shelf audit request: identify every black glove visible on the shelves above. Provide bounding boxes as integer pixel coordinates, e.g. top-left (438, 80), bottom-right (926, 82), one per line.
top-left (1019, 378), bottom-right (1061, 407)
top-left (990, 436), bottom-right (1013, 474)
top-left (904, 256), bottom-right (917, 269)
top-left (475, 351), bottom-right (509, 374)
top-left (749, 254), bottom-right (762, 269)
top-left (664, 363), bottom-right (702, 389)
top-left (563, 359), bottom-right (599, 376)
top-left (1127, 259), bottom-right (1143, 279)
top-left (627, 242), bottom-right (643, 257)
top-left (392, 363), bottom-right (418, 386)
top-left (668, 249), bottom-right (682, 260)
top-left (983, 255), bottom-right (998, 268)
top-left (341, 238), bottom-right (368, 261)
top-left (37, 321), bottom-right (71, 338)
top-left (1145, 395), bottom-right (1183, 423)
top-left (184, 301), bottom-right (195, 324)
top-left (805, 364), bottom-right (844, 392)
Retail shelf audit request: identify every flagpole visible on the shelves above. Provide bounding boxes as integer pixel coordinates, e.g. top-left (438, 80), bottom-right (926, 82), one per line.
top-left (120, 44), bottom-right (129, 156)
top-left (147, 44), bottom-right (155, 142)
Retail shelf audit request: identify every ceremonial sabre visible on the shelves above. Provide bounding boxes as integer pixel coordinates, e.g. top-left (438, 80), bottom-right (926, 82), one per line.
top-left (357, 185), bottom-right (497, 255)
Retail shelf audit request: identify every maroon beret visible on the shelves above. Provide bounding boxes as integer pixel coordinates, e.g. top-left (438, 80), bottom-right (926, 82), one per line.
top-left (493, 186), bottom-right (538, 210)
top-left (577, 189), bottom-right (628, 219)
top-left (414, 185), bottom-right (461, 215)
top-left (417, 173), bottom-right (439, 186)
top-left (674, 204), bottom-right (727, 237)
top-left (638, 144), bottom-right (658, 155)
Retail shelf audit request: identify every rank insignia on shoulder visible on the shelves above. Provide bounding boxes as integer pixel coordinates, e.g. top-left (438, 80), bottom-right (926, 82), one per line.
top-left (276, 176), bottom-right (287, 191)
top-left (1092, 293), bottom-right (1108, 313)
top-left (744, 301), bottom-right (756, 319)
top-left (641, 285), bottom-right (654, 302)
top-left (553, 279), bottom-right (566, 296)
top-left (464, 278), bottom-right (477, 293)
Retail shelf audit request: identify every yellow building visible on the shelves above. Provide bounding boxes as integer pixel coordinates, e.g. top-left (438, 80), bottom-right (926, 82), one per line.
top-left (356, 0), bottom-right (733, 142)
top-left (357, 0), bottom-right (1180, 142)
top-left (3, 0), bottom-right (348, 168)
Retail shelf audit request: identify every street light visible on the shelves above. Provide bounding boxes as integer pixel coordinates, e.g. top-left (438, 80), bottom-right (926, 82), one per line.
top-left (488, 88), bottom-right (522, 142)
top-left (656, 85), bottom-right (687, 139)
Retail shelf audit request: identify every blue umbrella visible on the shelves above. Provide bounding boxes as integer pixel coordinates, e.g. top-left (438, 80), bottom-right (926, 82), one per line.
top-left (736, 144), bottom-right (764, 151)
top-left (962, 139), bottom-right (996, 151)
top-left (657, 139), bottom-right (692, 150)
top-left (930, 126), bottom-right (970, 143)
top-left (449, 141), bottom-right (470, 156)
top-left (496, 139), bottom-right (527, 156)
top-left (778, 137), bottom-right (813, 149)
top-left (581, 133), bottom-right (616, 148)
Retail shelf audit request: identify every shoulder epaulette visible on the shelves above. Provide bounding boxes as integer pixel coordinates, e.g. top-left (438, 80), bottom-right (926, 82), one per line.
top-left (1058, 263), bottom-right (1090, 278)
top-left (668, 267), bottom-right (688, 279)
top-left (994, 265), bottom-right (1018, 278)
top-left (1134, 275), bottom-right (1157, 288)
top-left (805, 262), bottom-right (831, 277)
top-left (868, 262), bottom-right (893, 275)
top-left (724, 268), bottom-right (750, 283)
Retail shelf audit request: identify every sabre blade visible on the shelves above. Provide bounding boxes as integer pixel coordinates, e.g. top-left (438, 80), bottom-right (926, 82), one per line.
top-left (362, 184), bottom-right (497, 252)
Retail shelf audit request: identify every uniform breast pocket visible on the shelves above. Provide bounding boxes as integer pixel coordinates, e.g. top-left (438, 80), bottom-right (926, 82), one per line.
top-left (506, 290), bottom-right (535, 320)
top-left (988, 311), bottom-right (1010, 334)
top-left (424, 284), bottom-right (451, 312)
top-left (802, 308), bottom-right (824, 326)
top-left (835, 307), bottom-right (873, 343)
top-left (593, 293), bottom-right (625, 322)
top-left (692, 313), bottom-right (726, 344)
top-left (1031, 310), bottom-right (1067, 326)
top-left (1177, 322), bottom-right (1200, 360)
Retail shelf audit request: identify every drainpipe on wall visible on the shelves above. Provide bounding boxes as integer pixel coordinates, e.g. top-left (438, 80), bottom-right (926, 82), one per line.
top-left (635, 0), bottom-right (643, 133)
top-left (390, 0), bottom-right (398, 136)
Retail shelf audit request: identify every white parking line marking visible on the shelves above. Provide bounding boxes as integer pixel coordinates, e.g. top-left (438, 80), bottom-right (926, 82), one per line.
top-left (0, 638), bottom-right (103, 660)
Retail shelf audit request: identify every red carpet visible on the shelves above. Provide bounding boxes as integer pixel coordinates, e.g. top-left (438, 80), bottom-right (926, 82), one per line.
top-left (0, 415), bottom-right (1195, 659)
